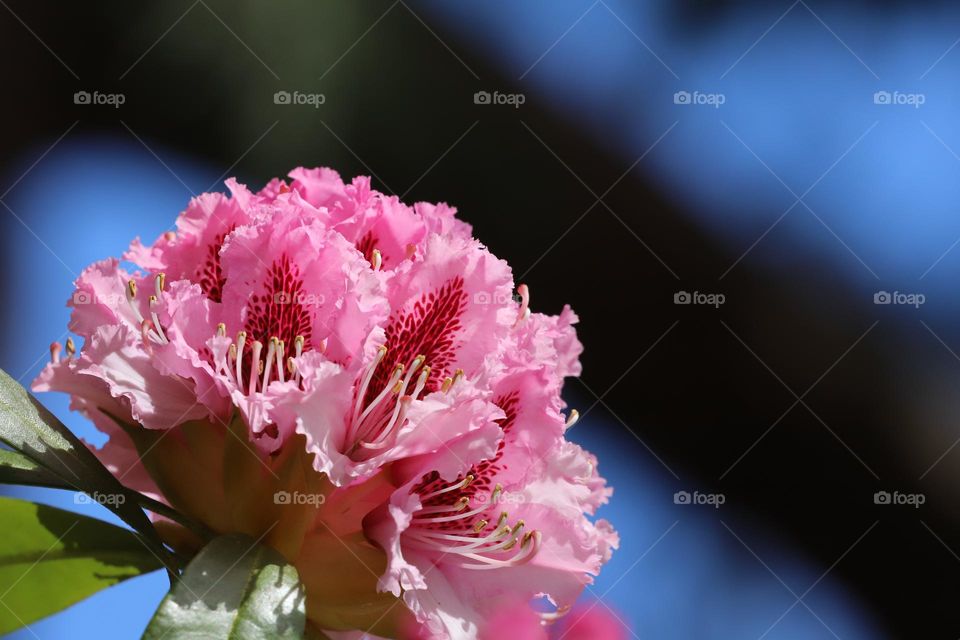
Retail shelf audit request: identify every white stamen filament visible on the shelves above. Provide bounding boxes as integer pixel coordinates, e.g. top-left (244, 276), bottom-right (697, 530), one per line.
top-left (121, 277), bottom-right (169, 345)
top-left (352, 346), bottom-right (387, 428)
top-left (276, 340), bottom-right (285, 384)
top-left (149, 296), bottom-right (168, 343)
top-left (126, 280), bottom-right (146, 326)
top-left (359, 396), bottom-right (412, 450)
top-left (452, 532), bottom-right (540, 570)
top-left (406, 480), bottom-right (540, 570)
top-left (418, 475), bottom-right (474, 502)
top-left (410, 366), bottom-right (430, 401)
top-left (248, 341), bottom-right (263, 395)
top-left (226, 344), bottom-right (239, 386)
top-left (294, 335), bottom-right (304, 384)
top-left (235, 331), bottom-right (247, 388)
top-left (140, 320), bottom-right (155, 348)
top-left (355, 363), bottom-right (404, 430)
top-left (262, 337), bottom-right (277, 389)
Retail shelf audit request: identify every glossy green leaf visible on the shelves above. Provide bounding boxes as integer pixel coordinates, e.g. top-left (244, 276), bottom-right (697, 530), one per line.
top-left (0, 367), bottom-right (91, 487)
top-left (143, 534), bottom-right (306, 640)
top-left (0, 367), bottom-right (173, 568)
top-left (0, 497), bottom-right (163, 635)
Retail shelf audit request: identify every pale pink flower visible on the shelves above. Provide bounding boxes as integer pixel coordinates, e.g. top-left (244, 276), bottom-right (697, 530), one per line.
top-left (364, 343), bottom-right (617, 639)
top-left (476, 599), bottom-right (629, 640)
top-left (32, 167), bottom-right (616, 637)
top-left (549, 602), bottom-right (629, 640)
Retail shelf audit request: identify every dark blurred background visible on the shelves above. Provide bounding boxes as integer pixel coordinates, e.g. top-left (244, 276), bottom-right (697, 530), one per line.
top-left (3, 1), bottom-right (959, 638)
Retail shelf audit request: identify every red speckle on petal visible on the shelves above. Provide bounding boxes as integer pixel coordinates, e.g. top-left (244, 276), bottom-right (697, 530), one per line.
top-left (243, 254), bottom-right (314, 368)
top-left (366, 277), bottom-right (467, 403)
top-left (195, 227), bottom-right (234, 302)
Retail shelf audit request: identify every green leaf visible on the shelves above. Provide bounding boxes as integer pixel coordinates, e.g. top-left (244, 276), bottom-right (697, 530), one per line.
top-left (0, 367), bottom-right (173, 568)
top-left (0, 448), bottom-right (72, 489)
top-left (0, 367), bottom-right (93, 486)
top-left (144, 534), bottom-right (306, 640)
top-left (0, 497), bottom-right (163, 635)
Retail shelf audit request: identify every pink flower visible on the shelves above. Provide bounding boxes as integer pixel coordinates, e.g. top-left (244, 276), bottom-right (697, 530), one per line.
top-left (364, 357), bottom-right (617, 639)
top-left (549, 602), bottom-right (630, 640)
top-left (32, 167), bottom-right (616, 637)
top-left (476, 600), bottom-right (628, 640)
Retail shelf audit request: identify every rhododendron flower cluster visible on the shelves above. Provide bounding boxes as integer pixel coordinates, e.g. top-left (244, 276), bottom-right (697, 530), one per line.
top-left (34, 167), bottom-right (617, 639)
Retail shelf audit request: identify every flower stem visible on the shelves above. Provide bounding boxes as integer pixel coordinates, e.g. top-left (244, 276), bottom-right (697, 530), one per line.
top-left (136, 493), bottom-right (213, 540)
